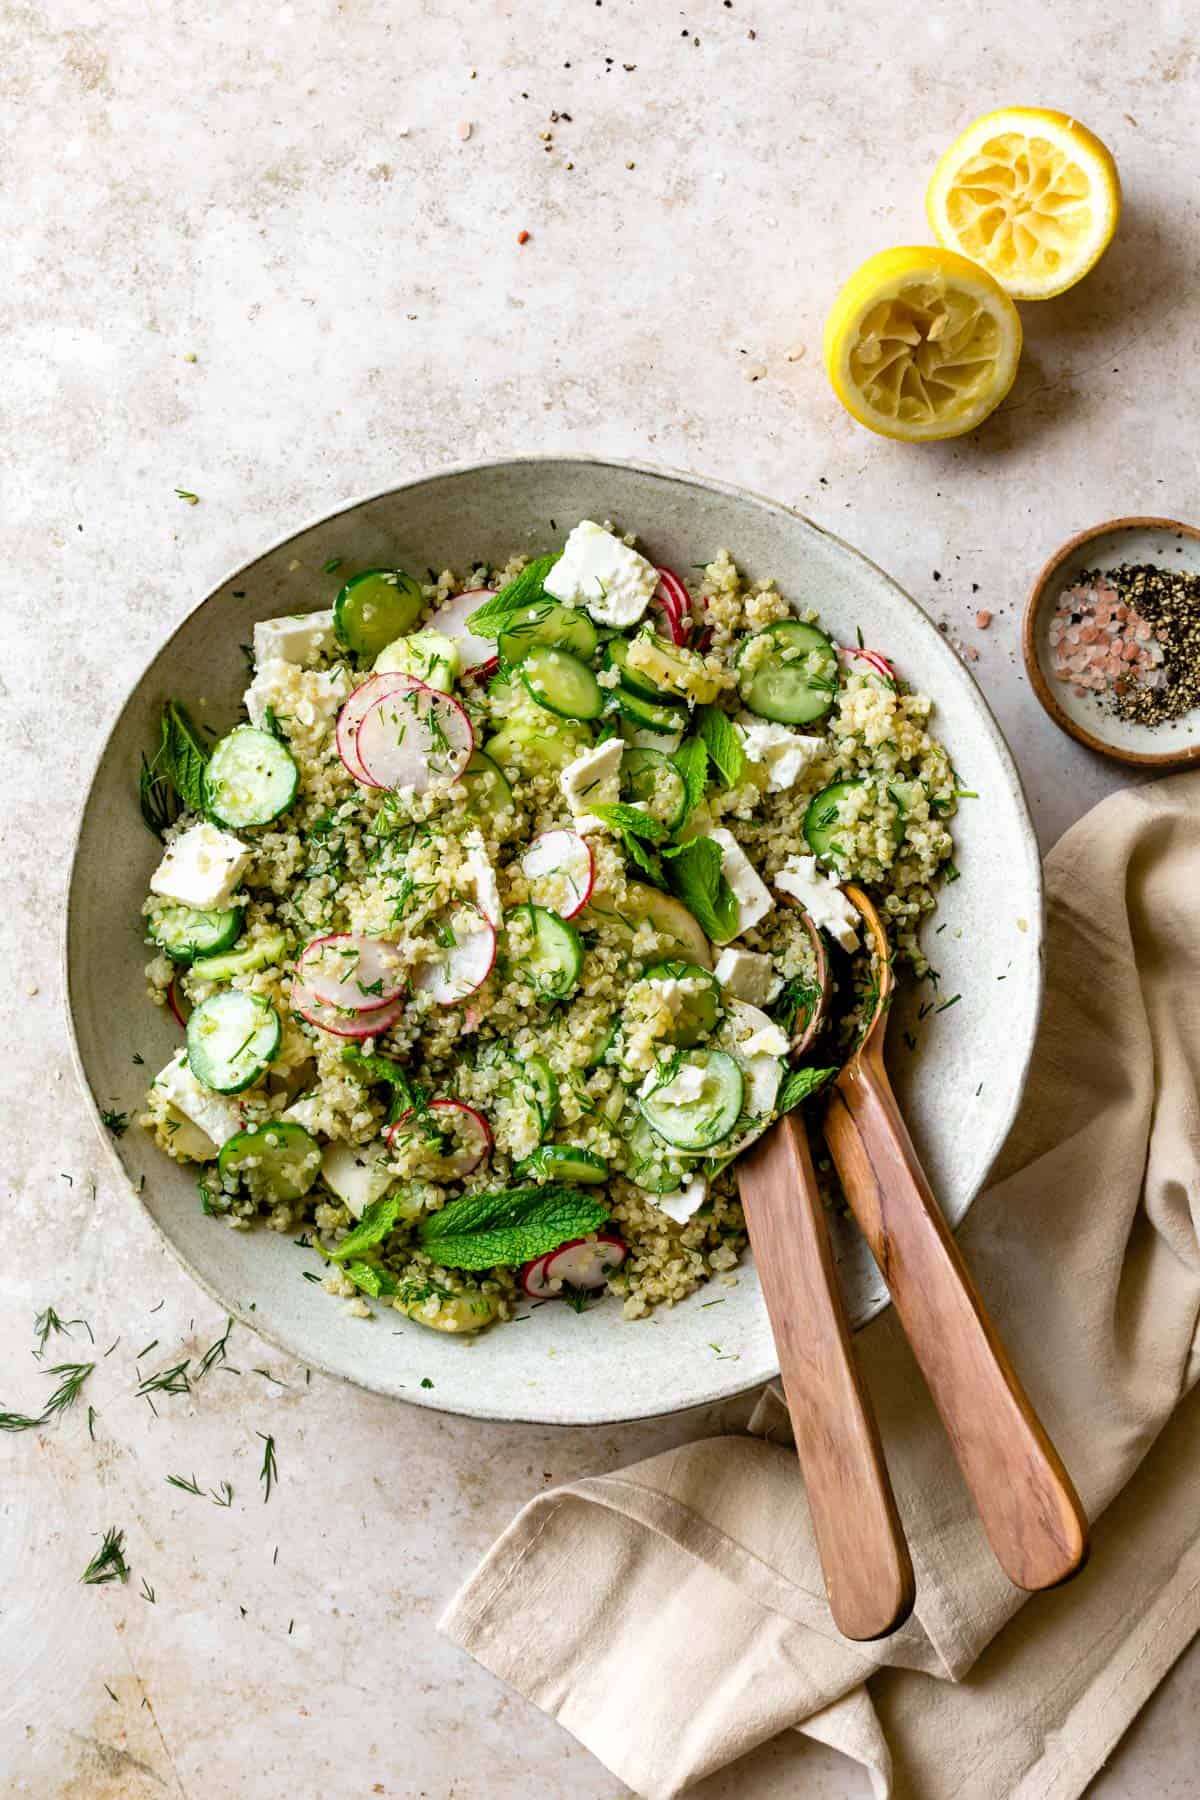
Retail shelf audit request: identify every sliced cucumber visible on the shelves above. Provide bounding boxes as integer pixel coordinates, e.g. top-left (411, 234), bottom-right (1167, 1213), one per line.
top-left (218, 1120), bottom-right (322, 1203)
top-left (517, 1144), bottom-right (608, 1184)
top-left (804, 777), bottom-right (904, 866)
top-left (736, 620), bottom-right (839, 725)
top-left (625, 632), bottom-right (719, 705)
top-left (602, 636), bottom-right (663, 701)
top-left (334, 568), bottom-right (424, 658)
top-left (512, 904), bottom-right (584, 1000)
top-left (374, 629), bottom-right (460, 691)
top-left (620, 747), bottom-right (688, 832)
top-left (640, 959), bottom-right (721, 1047)
top-left (522, 1053), bottom-right (560, 1132)
top-left (589, 881), bottom-right (712, 969)
top-left (519, 647), bottom-right (604, 722)
top-left (618, 1112), bottom-right (702, 1194)
top-left (615, 686), bottom-right (688, 736)
top-left (460, 748), bottom-right (514, 819)
top-left (205, 727), bottom-right (298, 829)
top-left (583, 1017), bottom-right (620, 1069)
top-left (186, 990), bottom-right (280, 1094)
top-left (498, 600), bottom-right (598, 665)
top-left (151, 904), bottom-right (243, 965)
top-left (639, 1049), bottom-right (744, 1151)
top-left (191, 929), bottom-right (288, 984)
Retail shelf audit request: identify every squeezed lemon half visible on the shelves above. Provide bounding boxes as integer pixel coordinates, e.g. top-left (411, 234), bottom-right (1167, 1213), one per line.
top-left (823, 245), bottom-right (1022, 442)
top-left (927, 107), bottom-right (1120, 300)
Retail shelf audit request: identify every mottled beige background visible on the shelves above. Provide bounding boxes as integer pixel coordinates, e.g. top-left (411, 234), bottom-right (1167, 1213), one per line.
top-left (3, 0), bottom-right (1198, 1794)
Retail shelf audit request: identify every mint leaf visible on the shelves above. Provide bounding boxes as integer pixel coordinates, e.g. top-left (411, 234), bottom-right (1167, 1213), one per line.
top-left (159, 701), bottom-right (210, 815)
top-left (467, 555), bottom-right (561, 635)
top-left (670, 735), bottom-right (709, 820)
top-left (327, 1193), bottom-right (403, 1262)
top-left (344, 1260), bottom-right (398, 1297)
top-left (419, 1185), bottom-right (609, 1271)
top-left (777, 1066), bottom-right (838, 1114)
top-left (662, 838), bottom-right (739, 942)
top-left (695, 705), bottom-right (746, 788)
top-left (587, 802), bottom-right (668, 842)
top-left (341, 1046), bottom-right (417, 1123)
top-left (621, 830), bottom-right (666, 888)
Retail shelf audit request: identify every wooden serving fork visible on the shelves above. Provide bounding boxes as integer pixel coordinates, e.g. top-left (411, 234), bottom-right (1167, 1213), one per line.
top-left (822, 885), bottom-right (1089, 1591)
top-left (736, 907), bottom-right (916, 1640)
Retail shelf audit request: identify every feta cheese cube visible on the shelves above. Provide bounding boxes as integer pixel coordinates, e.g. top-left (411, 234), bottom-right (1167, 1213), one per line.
top-left (724, 1000), bottom-right (786, 1115)
top-left (282, 1092), bottom-right (325, 1135)
top-left (154, 1050), bottom-right (243, 1149)
top-left (150, 823), bottom-right (251, 911)
top-left (704, 827), bottom-right (774, 934)
top-left (320, 1140), bottom-right (395, 1219)
top-left (736, 716), bottom-right (825, 792)
top-left (775, 854), bottom-right (860, 951)
top-left (244, 659), bottom-right (350, 734)
top-left (713, 947), bottom-right (783, 1006)
top-left (640, 1060), bottom-right (708, 1104)
top-left (560, 738), bottom-right (623, 820)
top-left (544, 521), bottom-right (658, 628)
top-left (253, 609), bottom-right (336, 668)
top-left (459, 829), bottom-right (502, 925)
top-left (654, 1174), bottom-right (709, 1225)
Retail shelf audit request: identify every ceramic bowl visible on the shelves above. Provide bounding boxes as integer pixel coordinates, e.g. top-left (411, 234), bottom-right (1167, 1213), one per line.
top-left (66, 457), bottom-right (1043, 1425)
top-left (1023, 516), bottom-right (1200, 768)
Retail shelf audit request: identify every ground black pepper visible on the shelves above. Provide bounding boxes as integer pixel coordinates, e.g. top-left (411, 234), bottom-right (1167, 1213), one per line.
top-left (1084, 563), bottom-right (1200, 727)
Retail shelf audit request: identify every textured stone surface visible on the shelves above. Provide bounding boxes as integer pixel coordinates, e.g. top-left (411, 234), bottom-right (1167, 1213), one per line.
top-left (2, 0), bottom-right (1198, 1793)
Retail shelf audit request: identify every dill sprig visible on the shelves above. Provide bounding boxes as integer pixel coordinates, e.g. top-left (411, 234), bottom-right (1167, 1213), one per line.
top-left (41, 1362), bottom-right (95, 1420)
top-left (256, 1431), bottom-right (278, 1503)
top-left (166, 1472), bottom-right (204, 1496)
top-left (196, 1317), bottom-right (234, 1379)
top-left (81, 1527), bottom-right (130, 1586)
top-left (138, 747), bottom-right (181, 842)
top-left (210, 1481), bottom-right (233, 1508)
top-left (33, 1305), bottom-right (91, 1359)
top-left (136, 1359), bottom-right (191, 1400)
top-left (140, 1578), bottom-right (156, 1603)
top-left (0, 1407), bottom-right (44, 1433)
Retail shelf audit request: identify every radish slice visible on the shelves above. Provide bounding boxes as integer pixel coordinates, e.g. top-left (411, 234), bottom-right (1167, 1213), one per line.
top-left (387, 1098), bottom-right (493, 1178)
top-left (292, 981), bottom-right (404, 1040)
top-left (298, 933), bottom-right (406, 1012)
top-left (838, 645), bottom-right (895, 684)
top-left (336, 673), bottom-right (416, 784)
top-left (410, 904), bottom-right (496, 1005)
top-left (519, 829), bottom-right (595, 920)
top-left (166, 977), bottom-right (190, 1029)
top-left (653, 568), bottom-right (693, 645)
top-left (356, 678), bottom-right (474, 792)
top-left (521, 1251), bottom-right (558, 1298)
top-left (424, 589), bottom-right (500, 677)
top-left (540, 1235), bottom-right (627, 1294)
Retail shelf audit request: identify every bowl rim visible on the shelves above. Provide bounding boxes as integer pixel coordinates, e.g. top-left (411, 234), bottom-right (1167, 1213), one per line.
top-left (1023, 514), bottom-right (1200, 769)
top-left (64, 452), bottom-right (1045, 1422)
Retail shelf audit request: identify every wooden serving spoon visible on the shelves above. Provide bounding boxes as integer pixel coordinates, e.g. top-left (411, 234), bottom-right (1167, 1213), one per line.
top-left (822, 885), bottom-right (1089, 1591)
top-left (736, 906), bottom-right (916, 1641)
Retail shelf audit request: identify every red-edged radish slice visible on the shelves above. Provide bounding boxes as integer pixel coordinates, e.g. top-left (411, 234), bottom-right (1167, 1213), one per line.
top-left (424, 589), bottom-right (500, 677)
top-left (410, 904), bottom-right (496, 1005)
top-left (166, 977), bottom-right (190, 1029)
top-left (653, 568), bottom-right (692, 645)
top-left (521, 1251), bottom-right (558, 1298)
top-left (519, 829), bottom-right (595, 920)
top-left (386, 1099), bottom-right (493, 1178)
top-left (356, 678), bottom-right (474, 792)
top-left (298, 933), bottom-right (406, 1012)
top-left (291, 981), bottom-right (404, 1040)
top-left (541, 1235), bottom-right (627, 1293)
top-left (336, 673), bottom-right (415, 785)
top-left (838, 645), bottom-right (895, 683)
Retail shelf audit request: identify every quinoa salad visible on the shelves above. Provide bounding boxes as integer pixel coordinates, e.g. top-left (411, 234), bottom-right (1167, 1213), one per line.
top-left (136, 520), bottom-right (959, 1335)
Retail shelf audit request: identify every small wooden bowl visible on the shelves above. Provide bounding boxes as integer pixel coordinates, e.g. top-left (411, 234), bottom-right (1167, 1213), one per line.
top-left (1023, 516), bottom-right (1200, 769)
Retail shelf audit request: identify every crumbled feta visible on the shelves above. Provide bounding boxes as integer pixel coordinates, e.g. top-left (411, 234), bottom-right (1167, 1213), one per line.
top-left (459, 829), bottom-right (502, 925)
top-left (253, 609), bottom-right (336, 668)
top-left (742, 1019), bottom-right (790, 1059)
top-left (775, 854), bottom-right (860, 951)
top-left (243, 658), bottom-right (351, 735)
top-left (320, 1140), bottom-right (395, 1219)
top-left (725, 1000), bottom-right (786, 1115)
top-left (736, 716), bottom-right (825, 792)
top-left (544, 521), bottom-right (658, 628)
top-left (153, 1050), bottom-right (243, 1149)
top-left (704, 827), bottom-right (774, 934)
top-left (713, 947), bottom-right (782, 1007)
top-left (620, 717), bottom-right (683, 755)
top-left (639, 1060), bottom-right (708, 1104)
top-left (149, 823), bottom-right (251, 911)
top-left (560, 738), bottom-right (623, 820)
top-left (282, 1092), bottom-right (324, 1135)
top-left (654, 1174), bottom-right (709, 1225)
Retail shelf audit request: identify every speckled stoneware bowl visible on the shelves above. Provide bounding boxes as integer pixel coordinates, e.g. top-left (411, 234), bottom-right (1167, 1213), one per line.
top-left (67, 457), bottom-right (1043, 1425)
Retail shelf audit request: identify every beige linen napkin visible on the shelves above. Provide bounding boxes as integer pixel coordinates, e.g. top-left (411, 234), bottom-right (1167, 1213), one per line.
top-left (442, 773), bottom-right (1200, 1799)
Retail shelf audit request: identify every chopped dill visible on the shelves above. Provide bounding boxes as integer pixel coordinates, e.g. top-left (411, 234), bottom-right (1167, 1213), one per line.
top-left (81, 1527), bottom-right (130, 1586)
top-left (257, 1431), bottom-right (278, 1503)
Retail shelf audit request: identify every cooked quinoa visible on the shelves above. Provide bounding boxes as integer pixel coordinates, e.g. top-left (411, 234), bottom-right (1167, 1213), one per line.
top-left (137, 522), bottom-right (957, 1335)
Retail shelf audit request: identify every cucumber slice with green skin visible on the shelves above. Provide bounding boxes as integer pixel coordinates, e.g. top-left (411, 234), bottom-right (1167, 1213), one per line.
top-left (512, 904), bottom-right (584, 1000)
top-left (460, 748), bottom-right (513, 818)
top-left (614, 686), bottom-right (688, 736)
top-left (374, 629), bottom-right (460, 691)
top-left (523, 1053), bottom-right (560, 1132)
top-left (486, 721), bottom-right (591, 776)
top-left (519, 647), bottom-right (604, 722)
top-left (639, 1049), bottom-right (744, 1151)
top-left (517, 1144), bottom-right (609, 1184)
top-left (498, 600), bottom-right (598, 665)
top-left (151, 904), bottom-right (243, 965)
top-left (192, 929), bottom-right (288, 984)
top-left (186, 990), bottom-right (281, 1094)
top-left (736, 620), bottom-right (840, 725)
top-left (640, 959), bottom-right (721, 1047)
top-left (589, 881), bottom-right (712, 969)
top-left (619, 1111), bottom-right (704, 1193)
top-left (218, 1120), bottom-right (322, 1203)
top-left (334, 568), bottom-right (424, 658)
top-left (603, 636), bottom-right (663, 701)
top-left (205, 727), bottom-right (299, 829)
top-left (804, 778), bottom-right (905, 865)
top-left (583, 1017), bottom-right (620, 1070)
top-left (620, 747), bottom-right (688, 832)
